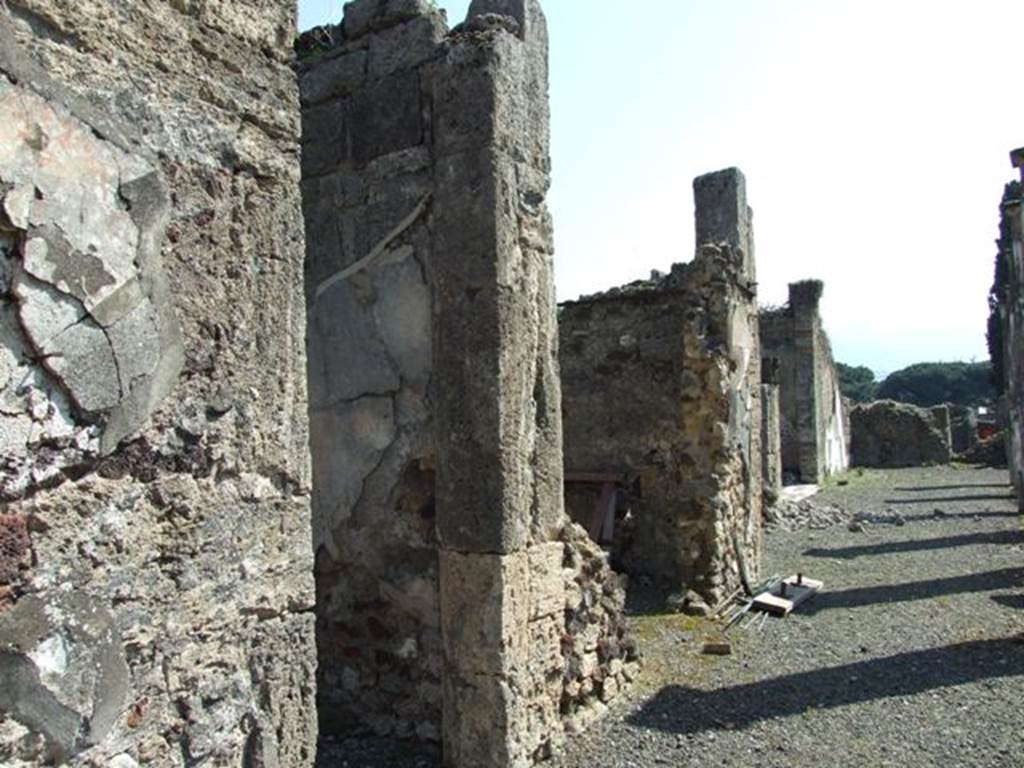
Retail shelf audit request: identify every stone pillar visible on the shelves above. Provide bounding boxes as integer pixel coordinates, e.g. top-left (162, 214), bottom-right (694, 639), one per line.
top-left (789, 280), bottom-right (824, 483)
top-left (761, 383), bottom-right (783, 505)
top-left (430, 1), bottom-right (564, 764)
top-left (693, 167), bottom-right (756, 282)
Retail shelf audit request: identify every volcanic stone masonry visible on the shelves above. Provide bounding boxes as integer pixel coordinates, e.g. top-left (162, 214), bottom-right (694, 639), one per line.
top-left (1003, 148), bottom-right (1024, 511)
top-left (0, 1), bottom-right (316, 765)
top-left (849, 400), bottom-right (953, 468)
top-left (558, 168), bottom-right (763, 605)
top-left (760, 280), bottom-right (850, 484)
top-left (300, 0), bottom-right (634, 764)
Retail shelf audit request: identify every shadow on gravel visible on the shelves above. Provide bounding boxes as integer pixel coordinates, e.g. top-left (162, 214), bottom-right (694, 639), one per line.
top-left (893, 484), bottom-right (1012, 493)
top-left (896, 509), bottom-right (1022, 521)
top-left (803, 530), bottom-right (1023, 560)
top-left (884, 494), bottom-right (1015, 505)
top-left (992, 593), bottom-right (1024, 610)
top-left (799, 568), bottom-right (1024, 615)
top-left (628, 637), bottom-right (1024, 736)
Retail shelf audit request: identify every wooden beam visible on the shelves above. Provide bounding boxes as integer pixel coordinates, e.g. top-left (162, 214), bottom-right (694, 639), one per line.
top-left (565, 471), bottom-right (627, 485)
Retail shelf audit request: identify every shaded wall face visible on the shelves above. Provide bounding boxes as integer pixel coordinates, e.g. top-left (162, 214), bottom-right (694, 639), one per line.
top-left (559, 247), bottom-right (762, 602)
top-left (760, 312), bottom-right (803, 476)
top-left (0, 3), bottom-right (316, 765)
top-left (1004, 195), bottom-right (1024, 507)
top-left (760, 305), bottom-right (848, 483)
top-left (300, 4), bottom-right (445, 742)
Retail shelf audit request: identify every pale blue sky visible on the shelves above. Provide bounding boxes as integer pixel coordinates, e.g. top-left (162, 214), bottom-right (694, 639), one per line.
top-left (298, 1), bottom-right (1024, 377)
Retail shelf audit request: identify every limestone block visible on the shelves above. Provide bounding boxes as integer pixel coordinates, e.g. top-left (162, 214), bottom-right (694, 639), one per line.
top-left (343, 0), bottom-right (437, 40)
top-left (368, 15), bottom-right (447, 79)
top-left (300, 50), bottom-right (367, 106)
top-left (349, 68), bottom-right (424, 166)
top-left (442, 673), bottom-right (530, 768)
top-left (300, 98), bottom-right (349, 178)
top-left (528, 542), bottom-right (565, 620)
top-left (439, 549), bottom-right (529, 678)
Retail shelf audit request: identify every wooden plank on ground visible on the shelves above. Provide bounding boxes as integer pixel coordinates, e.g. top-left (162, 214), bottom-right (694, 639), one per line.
top-left (753, 574), bottom-right (823, 616)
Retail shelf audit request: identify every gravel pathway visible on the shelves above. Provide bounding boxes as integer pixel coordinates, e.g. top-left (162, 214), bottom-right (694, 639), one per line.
top-left (320, 466), bottom-right (1024, 767)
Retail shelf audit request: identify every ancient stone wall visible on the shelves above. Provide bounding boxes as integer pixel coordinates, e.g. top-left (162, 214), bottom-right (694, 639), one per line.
top-left (0, 2), bottom-right (316, 765)
top-left (300, 1), bottom-right (634, 763)
top-left (1003, 149), bottom-right (1024, 511)
top-left (559, 168), bottom-right (762, 603)
top-left (760, 280), bottom-right (849, 484)
top-left (850, 400), bottom-right (953, 468)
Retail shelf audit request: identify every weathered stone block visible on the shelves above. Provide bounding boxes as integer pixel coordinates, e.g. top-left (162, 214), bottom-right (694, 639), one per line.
top-left (343, 0), bottom-right (437, 40)
top-left (349, 67), bottom-right (424, 166)
top-left (439, 550), bottom-right (529, 678)
top-left (368, 15), bottom-right (447, 79)
top-left (300, 50), bottom-right (367, 106)
top-left (528, 542), bottom-right (565, 620)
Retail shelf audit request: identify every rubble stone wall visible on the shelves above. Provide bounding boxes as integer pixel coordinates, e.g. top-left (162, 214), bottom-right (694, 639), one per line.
top-left (300, 1), bottom-right (633, 762)
top-left (1004, 150), bottom-right (1024, 511)
top-left (0, 2), bottom-right (317, 766)
top-left (850, 400), bottom-right (953, 468)
top-left (560, 169), bottom-right (762, 603)
top-left (760, 280), bottom-right (849, 483)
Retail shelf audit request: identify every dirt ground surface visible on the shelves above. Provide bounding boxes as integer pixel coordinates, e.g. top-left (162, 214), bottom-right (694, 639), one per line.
top-left (320, 465), bottom-right (1024, 768)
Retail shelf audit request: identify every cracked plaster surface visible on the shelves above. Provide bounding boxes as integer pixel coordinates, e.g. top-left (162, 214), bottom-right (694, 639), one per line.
top-left (0, 78), bottom-right (183, 494)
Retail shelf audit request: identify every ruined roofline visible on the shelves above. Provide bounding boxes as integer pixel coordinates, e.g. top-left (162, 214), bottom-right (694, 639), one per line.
top-left (296, 0), bottom-right (540, 73)
top-left (1011, 146), bottom-right (1024, 172)
top-left (560, 243), bottom-right (752, 309)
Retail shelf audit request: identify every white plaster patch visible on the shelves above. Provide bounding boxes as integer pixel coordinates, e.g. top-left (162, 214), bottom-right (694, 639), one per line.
top-left (28, 634), bottom-right (69, 683)
top-left (396, 637), bottom-right (418, 659)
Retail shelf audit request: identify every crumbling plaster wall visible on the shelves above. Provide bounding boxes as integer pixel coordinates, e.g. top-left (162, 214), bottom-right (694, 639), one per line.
top-left (0, 2), bottom-right (316, 766)
top-left (1004, 149), bottom-right (1024, 511)
top-left (559, 168), bottom-right (762, 602)
top-left (300, 1), bottom-right (634, 763)
top-left (760, 280), bottom-right (849, 484)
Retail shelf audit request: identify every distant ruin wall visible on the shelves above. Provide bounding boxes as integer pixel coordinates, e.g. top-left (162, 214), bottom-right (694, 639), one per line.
top-left (560, 169), bottom-right (762, 603)
top-left (1, 2), bottom-right (316, 765)
top-left (1004, 149), bottom-right (1024, 511)
top-left (300, 1), bottom-right (634, 762)
top-left (850, 400), bottom-right (953, 468)
top-left (760, 280), bottom-right (849, 484)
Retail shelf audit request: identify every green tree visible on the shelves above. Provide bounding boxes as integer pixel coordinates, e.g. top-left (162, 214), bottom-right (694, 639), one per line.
top-left (836, 363), bottom-right (878, 403)
top-left (876, 362), bottom-right (995, 407)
